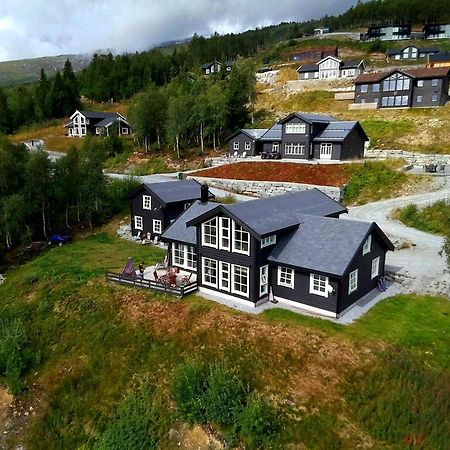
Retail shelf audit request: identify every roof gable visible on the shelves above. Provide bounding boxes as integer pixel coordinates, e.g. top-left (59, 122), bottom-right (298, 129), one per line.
top-left (313, 121), bottom-right (368, 143)
top-left (317, 55), bottom-right (342, 65)
top-left (279, 112), bottom-right (337, 125)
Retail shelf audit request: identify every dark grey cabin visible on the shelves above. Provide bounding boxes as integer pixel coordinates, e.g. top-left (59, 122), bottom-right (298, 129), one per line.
top-left (160, 189), bottom-right (394, 318)
top-left (129, 180), bottom-right (214, 238)
top-left (354, 67), bottom-right (450, 108)
top-left (226, 129), bottom-right (267, 156)
top-left (423, 23), bottom-right (450, 40)
top-left (65, 110), bottom-right (132, 137)
top-left (365, 24), bottom-right (411, 41)
top-left (386, 46), bottom-right (439, 61)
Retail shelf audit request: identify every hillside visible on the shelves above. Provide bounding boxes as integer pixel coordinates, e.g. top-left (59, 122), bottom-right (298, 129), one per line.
top-left (0, 223), bottom-right (449, 448)
top-left (0, 53), bottom-right (92, 86)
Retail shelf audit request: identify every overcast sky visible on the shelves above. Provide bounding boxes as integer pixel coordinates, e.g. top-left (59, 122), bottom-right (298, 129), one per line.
top-left (0, 0), bottom-right (358, 62)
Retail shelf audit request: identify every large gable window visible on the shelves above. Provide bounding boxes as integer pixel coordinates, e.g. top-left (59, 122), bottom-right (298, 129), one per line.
top-left (233, 223), bottom-right (250, 255)
top-left (278, 266), bottom-right (294, 289)
top-left (143, 195), bottom-right (152, 210)
top-left (310, 273), bottom-right (328, 297)
top-left (382, 73), bottom-right (411, 92)
top-left (202, 217), bottom-right (217, 248)
top-left (285, 122), bottom-right (306, 134)
top-left (348, 269), bottom-right (358, 294)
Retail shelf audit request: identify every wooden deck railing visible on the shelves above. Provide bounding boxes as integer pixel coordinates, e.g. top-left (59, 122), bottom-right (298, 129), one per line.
top-left (105, 272), bottom-right (198, 298)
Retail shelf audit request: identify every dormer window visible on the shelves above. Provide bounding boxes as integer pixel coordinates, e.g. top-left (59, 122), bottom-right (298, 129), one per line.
top-left (143, 195), bottom-right (151, 210)
top-left (285, 122), bottom-right (306, 134)
top-left (363, 235), bottom-right (372, 255)
top-left (261, 235), bottom-right (276, 248)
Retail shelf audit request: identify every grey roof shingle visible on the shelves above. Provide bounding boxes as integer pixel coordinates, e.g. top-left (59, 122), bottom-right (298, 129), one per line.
top-left (141, 180), bottom-right (213, 205)
top-left (313, 121), bottom-right (366, 142)
top-left (161, 201), bottom-right (217, 245)
top-left (268, 215), bottom-right (373, 276)
top-left (297, 64), bottom-right (319, 73)
top-left (260, 123), bottom-right (282, 141)
top-left (242, 128), bottom-right (269, 139)
top-left (279, 112), bottom-right (338, 124)
top-left (429, 51), bottom-right (450, 62)
top-left (341, 60), bottom-right (364, 69)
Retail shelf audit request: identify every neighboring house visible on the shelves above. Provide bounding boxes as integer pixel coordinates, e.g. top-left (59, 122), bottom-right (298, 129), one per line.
top-left (354, 67), bottom-right (450, 108)
top-left (386, 46), bottom-right (439, 61)
top-left (366, 24), bottom-right (411, 41)
top-left (423, 23), bottom-right (450, 40)
top-left (288, 46), bottom-right (338, 62)
top-left (427, 51), bottom-right (450, 68)
top-left (226, 128), bottom-right (269, 156)
top-left (297, 56), bottom-right (366, 80)
top-left (314, 28), bottom-right (331, 36)
top-left (161, 189), bottom-right (394, 318)
top-left (202, 61), bottom-right (221, 75)
top-left (129, 180), bottom-right (215, 238)
top-left (65, 110), bottom-right (132, 137)
top-left (227, 113), bottom-right (368, 161)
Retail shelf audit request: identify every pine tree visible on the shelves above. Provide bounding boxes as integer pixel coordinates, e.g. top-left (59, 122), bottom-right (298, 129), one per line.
top-left (62, 59), bottom-right (80, 116)
top-left (35, 69), bottom-right (51, 120)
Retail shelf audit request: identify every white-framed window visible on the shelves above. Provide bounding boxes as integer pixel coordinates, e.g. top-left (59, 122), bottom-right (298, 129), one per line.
top-left (320, 143), bottom-right (333, 158)
top-left (272, 142), bottom-right (279, 152)
top-left (245, 141), bottom-right (251, 151)
top-left (285, 122), bottom-right (306, 134)
top-left (261, 235), bottom-right (276, 248)
top-left (143, 195), bottom-right (152, 210)
top-left (172, 244), bottom-right (197, 270)
top-left (372, 83), bottom-right (380, 92)
top-left (309, 273), bottom-right (328, 297)
top-left (431, 78), bottom-right (438, 87)
top-left (153, 219), bottom-right (162, 234)
top-left (432, 94), bottom-right (438, 102)
top-left (219, 217), bottom-right (231, 251)
top-left (202, 257), bottom-right (217, 288)
top-left (121, 128), bottom-right (129, 134)
top-left (232, 222), bottom-right (250, 255)
top-left (417, 95), bottom-right (423, 103)
top-left (95, 127), bottom-right (101, 135)
top-left (363, 235), bottom-right (372, 255)
top-left (360, 84), bottom-right (368, 93)
top-left (259, 265), bottom-right (269, 296)
top-left (348, 269), bottom-right (358, 294)
top-left (233, 142), bottom-right (239, 151)
top-left (417, 80), bottom-right (424, 87)
top-left (278, 266), bottom-right (294, 289)
top-left (371, 257), bottom-right (380, 279)
top-left (285, 143), bottom-right (305, 155)
top-left (202, 217), bottom-right (217, 248)
top-left (232, 264), bottom-right (249, 297)
top-left (134, 215), bottom-right (143, 231)
top-left (219, 261), bottom-right (230, 291)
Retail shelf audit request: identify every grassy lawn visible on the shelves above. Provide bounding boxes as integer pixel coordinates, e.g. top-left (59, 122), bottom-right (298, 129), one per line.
top-left (0, 224), bottom-right (449, 449)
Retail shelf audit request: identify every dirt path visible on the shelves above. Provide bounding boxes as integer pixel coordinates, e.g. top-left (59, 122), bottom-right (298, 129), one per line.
top-left (347, 176), bottom-right (450, 296)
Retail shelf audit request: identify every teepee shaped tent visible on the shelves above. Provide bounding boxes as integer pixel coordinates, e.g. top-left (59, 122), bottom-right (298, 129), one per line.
top-left (122, 257), bottom-right (136, 278)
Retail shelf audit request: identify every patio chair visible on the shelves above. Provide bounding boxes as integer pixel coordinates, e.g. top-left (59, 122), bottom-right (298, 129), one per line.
top-left (155, 254), bottom-right (168, 270)
top-left (181, 272), bottom-right (193, 285)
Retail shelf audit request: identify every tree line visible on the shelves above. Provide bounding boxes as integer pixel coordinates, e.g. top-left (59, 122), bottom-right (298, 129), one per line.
top-left (0, 135), bottom-right (137, 252)
top-left (0, 60), bottom-right (80, 134)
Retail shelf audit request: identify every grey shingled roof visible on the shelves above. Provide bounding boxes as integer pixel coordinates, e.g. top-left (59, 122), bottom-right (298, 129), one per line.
top-left (95, 117), bottom-right (115, 127)
top-left (279, 112), bottom-right (337, 124)
top-left (341, 60), bottom-right (363, 69)
top-left (268, 215), bottom-right (374, 276)
top-left (217, 189), bottom-right (347, 237)
top-left (260, 123), bottom-right (282, 141)
top-left (141, 180), bottom-right (213, 205)
top-left (313, 121), bottom-right (365, 142)
top-left (429, 51), bottom-right (450, 62)
top-left (161, 201), bottom-right (217, 245)
top-left (296, 64), bottom-right (319, 73)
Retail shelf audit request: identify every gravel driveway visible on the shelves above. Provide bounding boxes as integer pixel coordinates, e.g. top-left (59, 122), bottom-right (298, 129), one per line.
top-left (347, 175), bottom-right (450, 296)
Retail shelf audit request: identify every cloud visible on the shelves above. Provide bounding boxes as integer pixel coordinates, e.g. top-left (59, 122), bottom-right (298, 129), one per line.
top-left (0, 0), bottom-right (357, 62)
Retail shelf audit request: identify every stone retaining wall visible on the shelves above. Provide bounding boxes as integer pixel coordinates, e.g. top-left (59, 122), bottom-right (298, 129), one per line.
top-left (188, 175), bottom-right (345, 202)
top-left (365, 148), bottom-right (449, 165)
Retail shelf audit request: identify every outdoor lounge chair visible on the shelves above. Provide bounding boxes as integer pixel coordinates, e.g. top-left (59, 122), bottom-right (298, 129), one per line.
top-left (181, 272), bottom-right (193, 285)
top-left (155, 255), bottom-right (169, 270)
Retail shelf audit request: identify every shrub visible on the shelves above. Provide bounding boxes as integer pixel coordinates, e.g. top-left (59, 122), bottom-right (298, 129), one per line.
top-left (95, 384), bottom-right (158, 450)
top-left (239, 395), bottom-right (280, 449)
top-left (171, 360), bottom-right (206, 424)
top-left (204, 361), bottom-right (246, 425)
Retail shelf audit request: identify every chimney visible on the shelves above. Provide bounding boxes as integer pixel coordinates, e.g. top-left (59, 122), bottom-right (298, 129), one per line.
top-left (200, 184), bottom-right (209, 203)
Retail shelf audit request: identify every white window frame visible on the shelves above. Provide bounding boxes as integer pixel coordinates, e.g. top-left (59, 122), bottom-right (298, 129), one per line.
top-left (261, 235), bottom-right (276, 248)
top-left (417, 95), bottom-right (423, 103)
top-left (172, 243), bottom-right (197, 270)
top-left (285, 143), bottom-right (305, 155)
top-left (244, 141), bottom-right (251, 151)
top-left (285, 122), bottom-right (306, 134)
top-left (320, 143), bottom-right (333, 158)
top-left (363, 234), bottom-right (372, 255)
top-left (417, 79), bottom-right (424, 87)
top-left (219, 217), bottom-right (231, 251)
top-left (231, 264), bottom-right (249, 297)
top-left (309, 273), bottom-right (328, 298)
top-left (202, 217), bottom-right (218, 248)
top-left (259, 265), bottom-right (269, 296)
top-left (134, 215), bottom-right (143, 231)
top-left (348, 269), bottom-right (358, 294)
top-left (153, 219), bottom-right (162, 234)
top-left (371, 257), bottom-right (380, 279)
top-left (202, 257), bottom-right (218, 288)
top-left (232, 222), bottom-right (250, 255)
top-left (142, 195), bottom-right (152, 210)
top-left (121, 127), bottom-right (129, 135)
top-left (219, 261), bottom-right (230, 291)
top-left (278, 266), bottom-right (294, 289)
top-left (272, 142), bottom-right (279, 152)
top-left (233, 142), bottom-right (239, 151)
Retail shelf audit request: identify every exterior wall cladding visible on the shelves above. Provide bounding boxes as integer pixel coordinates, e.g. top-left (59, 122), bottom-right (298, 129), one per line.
top-left (229, 133), bottom-right (258, 156)
top-left (355, 76), bottom-right (449, 108)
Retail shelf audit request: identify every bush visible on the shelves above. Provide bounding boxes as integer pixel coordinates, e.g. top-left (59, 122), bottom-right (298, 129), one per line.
top-left (239, 395), bottom-right (280, 449)
top-left (204, 361), bottom-right (246, 425)
top-left (171, 360), bottom-right (206, 424)
top-left (96, 384), bottom-right (158, 450)
top-left (0, 319), bottom-right (37, 393)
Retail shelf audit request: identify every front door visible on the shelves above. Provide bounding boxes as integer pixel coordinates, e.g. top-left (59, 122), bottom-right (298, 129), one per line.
top-left (320, 143), bottom-right (332, 160)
